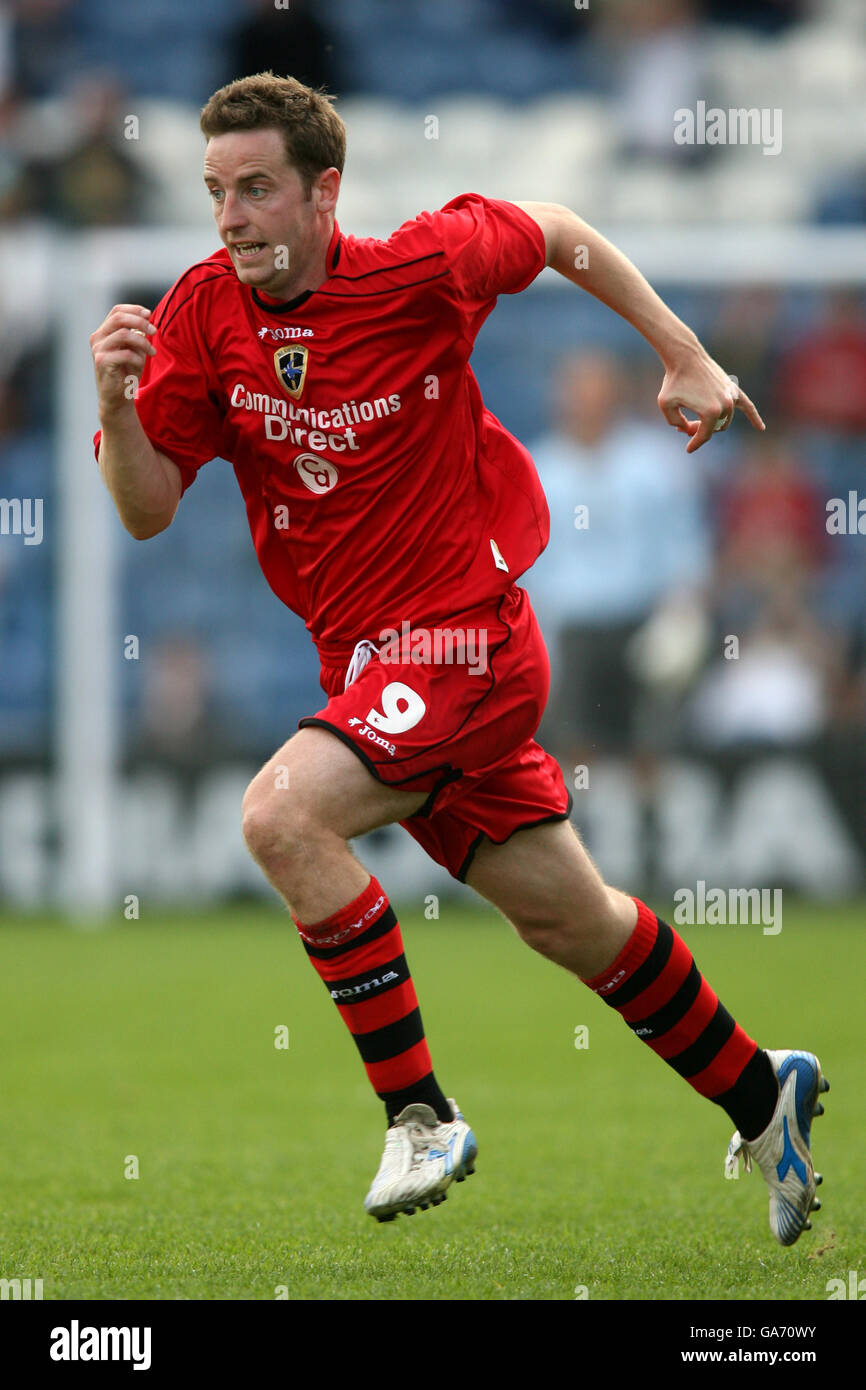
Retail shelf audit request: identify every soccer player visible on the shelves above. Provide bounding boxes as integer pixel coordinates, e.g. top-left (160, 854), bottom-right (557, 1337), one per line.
top-left (90, 73), bottom-right (827, 1243)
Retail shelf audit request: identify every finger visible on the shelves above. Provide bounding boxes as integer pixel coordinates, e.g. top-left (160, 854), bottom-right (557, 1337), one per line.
top-left (95, 346), bottom-right (150, 366)
top-left (95, 327), bottom-right (157, 357)
top-left (735, 386), bottom-right (765, 431)
top-left (91, 321), bottom-right (156, 355)
top-left (660, 400), bottom-right (687, 430)
top-left (110, 305), bottom-right (153, 317)
top-left (661, 401), bottom-right (701, 437)
top-left (103, 312), bottom-right (157, 337)
top-left (686, 413), bottom-right (717, 453)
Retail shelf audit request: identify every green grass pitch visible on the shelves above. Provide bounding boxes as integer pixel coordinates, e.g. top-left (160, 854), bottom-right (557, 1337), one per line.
top-left (1, 899), bottom-right (863, 1301)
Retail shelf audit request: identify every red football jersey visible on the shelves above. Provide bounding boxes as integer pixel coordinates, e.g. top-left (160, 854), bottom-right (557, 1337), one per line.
top-left (94, 194), bottom-right (550, 665)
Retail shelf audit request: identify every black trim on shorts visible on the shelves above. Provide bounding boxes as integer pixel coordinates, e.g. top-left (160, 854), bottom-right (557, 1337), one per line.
top-left (414, 768), bottom-right (464, 818)
top-left (456, 791), bottom-right (575, 883)
top-left (297, 716), bottom-right (463, 812)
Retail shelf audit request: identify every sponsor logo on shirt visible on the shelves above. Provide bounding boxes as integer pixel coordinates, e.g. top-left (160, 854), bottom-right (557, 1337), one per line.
top-left (228, 381), bottom-right (400, 456)
top-left (257, 326), bottom-right (314, 341)
top-left (274, 345), bottom-right (309, 400)
top-left (295, 454), bottom-right (339, 495)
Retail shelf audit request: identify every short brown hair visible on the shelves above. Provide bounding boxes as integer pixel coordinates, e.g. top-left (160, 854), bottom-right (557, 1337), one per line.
top-left (200, 71), bottom-right (346, 194)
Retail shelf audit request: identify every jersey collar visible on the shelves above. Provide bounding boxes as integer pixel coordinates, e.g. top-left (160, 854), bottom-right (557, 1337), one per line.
top-left (251, 221), bottom-right (341, 315)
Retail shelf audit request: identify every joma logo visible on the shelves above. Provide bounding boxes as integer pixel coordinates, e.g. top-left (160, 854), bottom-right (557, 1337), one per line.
top-left (330, 970), bottom-right (399, 1000)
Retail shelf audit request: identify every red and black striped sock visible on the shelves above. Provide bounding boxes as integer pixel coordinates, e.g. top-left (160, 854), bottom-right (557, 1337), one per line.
top-left (585, 899), bottom-right (778, 1140)
top-left (292, 875), bottom-right (452, 1125)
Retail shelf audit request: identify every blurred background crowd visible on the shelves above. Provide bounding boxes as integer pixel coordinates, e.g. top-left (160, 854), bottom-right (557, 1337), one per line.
top-left (1, 0), bottom-right (865, 900)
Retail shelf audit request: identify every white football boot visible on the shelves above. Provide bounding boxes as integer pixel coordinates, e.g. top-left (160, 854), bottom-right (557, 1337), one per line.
top-left (364, 1099), bottom-right (478, 1222)
top-left (725, 1049), bottom-right (829, 1246)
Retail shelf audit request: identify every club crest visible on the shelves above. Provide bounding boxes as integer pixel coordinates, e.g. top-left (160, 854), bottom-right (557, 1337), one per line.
top-left (274, 344), bottom-right (309, 399)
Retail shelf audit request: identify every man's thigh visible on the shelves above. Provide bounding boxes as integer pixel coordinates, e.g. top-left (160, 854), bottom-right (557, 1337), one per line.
top-left (246, 725), bottom-right (428, 839)
top-left (463, 817), bottom-right (637, 978)
top-left (463, 818), bottom-right (614, 931)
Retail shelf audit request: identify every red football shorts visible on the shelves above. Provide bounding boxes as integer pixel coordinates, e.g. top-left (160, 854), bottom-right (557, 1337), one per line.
top-left (298, 584), bottom-right (572, 881)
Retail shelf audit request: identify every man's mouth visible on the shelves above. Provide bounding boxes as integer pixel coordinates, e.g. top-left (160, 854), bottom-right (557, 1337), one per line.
top-left (232, 242), bottom-right (266, 259)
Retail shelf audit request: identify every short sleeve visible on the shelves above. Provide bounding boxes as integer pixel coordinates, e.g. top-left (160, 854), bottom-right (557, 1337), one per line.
top-left (93, 277), bottom-right (225, 495)
top-left (424, 193), bottom-right (546, 307)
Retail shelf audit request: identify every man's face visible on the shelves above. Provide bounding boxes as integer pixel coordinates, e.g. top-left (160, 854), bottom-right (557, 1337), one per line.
top-left (203, 128), bottom-right (318, 297)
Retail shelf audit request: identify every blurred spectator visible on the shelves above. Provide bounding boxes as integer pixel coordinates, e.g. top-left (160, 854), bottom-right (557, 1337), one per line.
top-left (600, 0), bottom-right (711, 162)
top-left (22, 72), bottom-right (149, 227)
top-left (223, 0), bottom-right (343, 94)
top-left (713, 433), bottom-right (827, 621)
top-left (705, 287), bottom-right (782, 415)
top-left (129, 634), bottom-right (227, 770)
top-left (689, 583), bottom-right (838, 748)
top-left (525, 349), bottom-right (711, 762)
top-left (9, 0), bottom-right (82, 100)
top-left (775, 289), bottom-right (866, 434)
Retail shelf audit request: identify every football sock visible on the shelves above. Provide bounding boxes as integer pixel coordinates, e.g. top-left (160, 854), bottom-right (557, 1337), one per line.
top-left (585, 899), bottom-right (779, 1141)
top-left (292, 874), bottom-right (453, 1126)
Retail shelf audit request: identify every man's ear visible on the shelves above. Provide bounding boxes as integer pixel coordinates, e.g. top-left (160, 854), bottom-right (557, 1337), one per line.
top-left (313, 167), bottom-right (341, 214)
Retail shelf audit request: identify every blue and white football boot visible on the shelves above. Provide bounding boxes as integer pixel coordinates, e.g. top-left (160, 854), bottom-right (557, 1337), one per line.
top-left (364, 1099), bottom-right (478, 1222)
top-left (725, 1049), bottom-right (829, 1246)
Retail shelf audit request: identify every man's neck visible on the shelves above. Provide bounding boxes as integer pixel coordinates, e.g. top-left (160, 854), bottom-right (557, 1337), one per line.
top-left (255, 219), bottom-right (335, 305)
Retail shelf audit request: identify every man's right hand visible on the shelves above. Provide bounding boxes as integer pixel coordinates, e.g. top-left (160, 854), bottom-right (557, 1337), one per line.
top-left (90, 304), bottom-right (157, 417)
top-left (91, 305), bottom-right (182, 540)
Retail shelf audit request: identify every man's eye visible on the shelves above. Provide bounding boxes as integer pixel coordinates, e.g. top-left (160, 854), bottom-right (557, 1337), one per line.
top-left (208, 188), bottom-right (223, 202)
top-left (248, 186), bottom-right (264, 197)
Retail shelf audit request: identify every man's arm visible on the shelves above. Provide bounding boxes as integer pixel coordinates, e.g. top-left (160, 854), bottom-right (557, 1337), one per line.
top-left (90, 303), bottom-right (183, 540)
top-left (514, 201), bottom-right (765, 453)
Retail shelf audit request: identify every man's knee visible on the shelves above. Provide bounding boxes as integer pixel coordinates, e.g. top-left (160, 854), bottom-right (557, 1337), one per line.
top-left (241, 771), bottom-right (321, 871)
top-left (513, 916), bottom-right (568, 959)
top-left (511, 885), bottom-right (635, 954)
top-left (242, 727), bottom-right (428, 870)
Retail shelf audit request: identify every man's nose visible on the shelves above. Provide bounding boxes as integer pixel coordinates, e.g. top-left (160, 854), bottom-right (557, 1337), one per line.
top-left (219, 192), bottom-right (249, 230)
